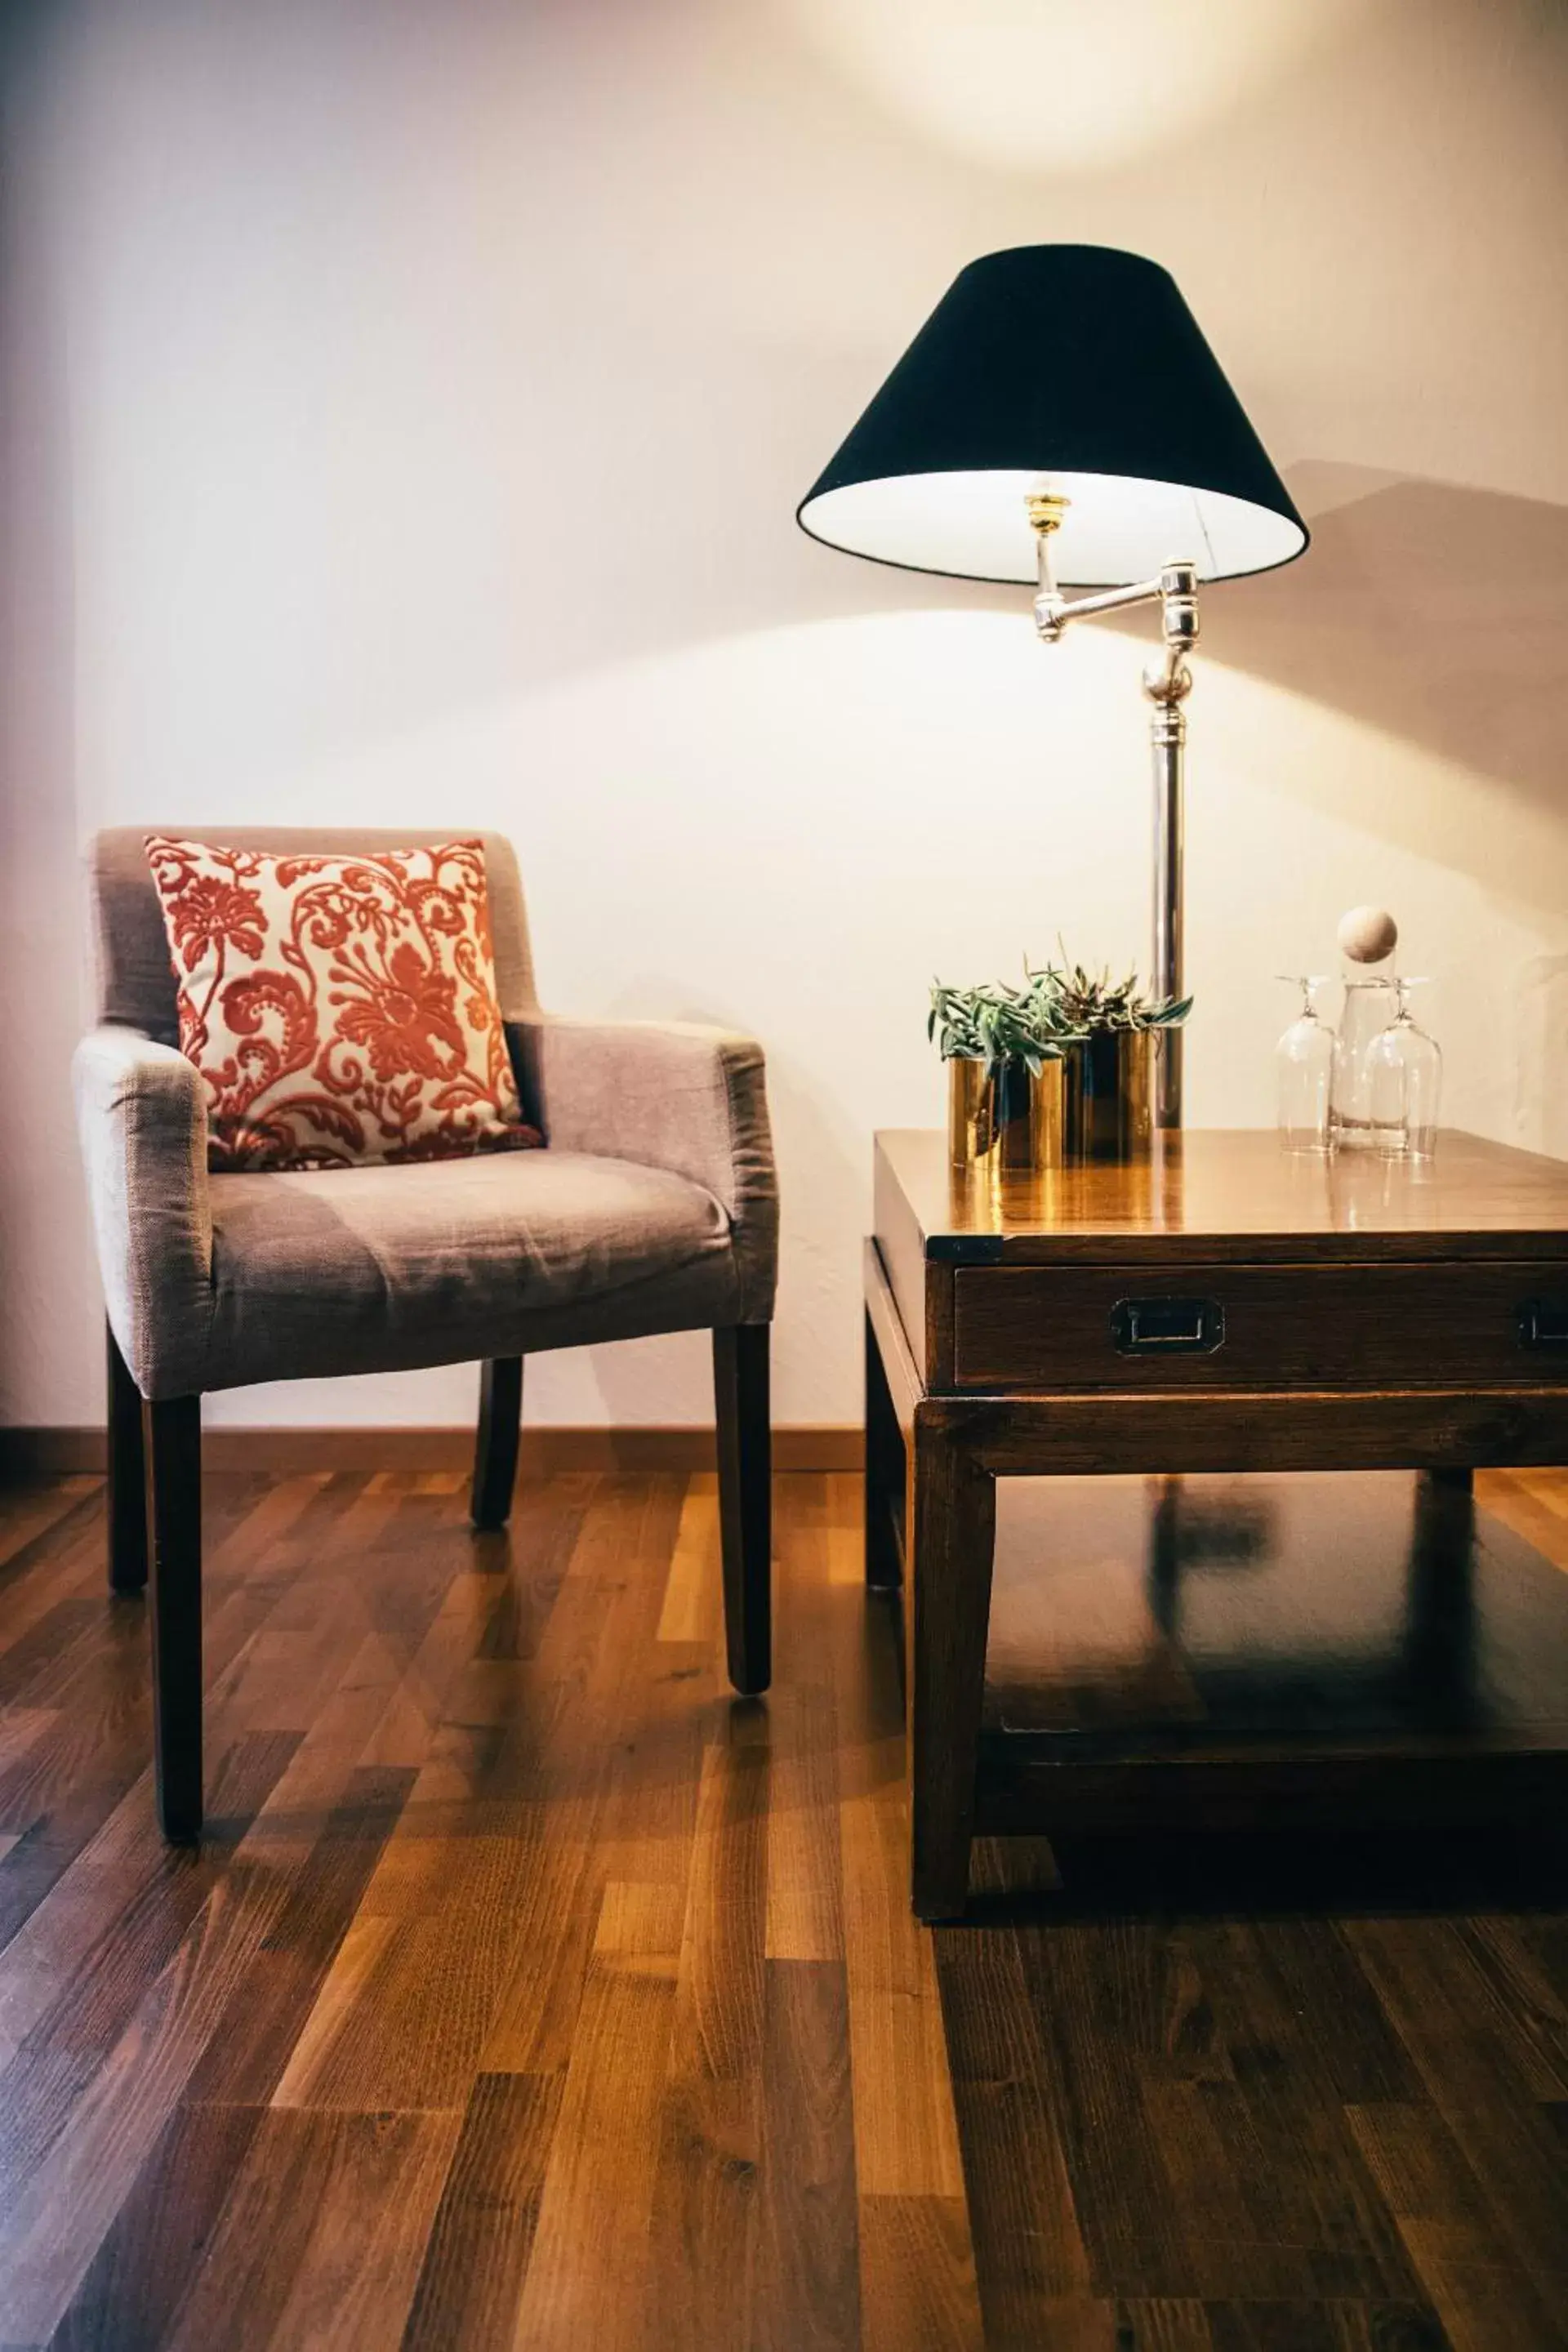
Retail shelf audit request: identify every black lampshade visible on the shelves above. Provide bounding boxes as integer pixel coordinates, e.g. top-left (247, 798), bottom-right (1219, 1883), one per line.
top-left (797, 245), bottom-right (1307, 589)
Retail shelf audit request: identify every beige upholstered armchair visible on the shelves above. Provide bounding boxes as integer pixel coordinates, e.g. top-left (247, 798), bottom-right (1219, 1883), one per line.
top-left (73, 828), bottom-right (777, 1842)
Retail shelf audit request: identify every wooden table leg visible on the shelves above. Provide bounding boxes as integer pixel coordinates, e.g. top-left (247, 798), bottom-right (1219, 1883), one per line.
top-left (1405, 1462), bottom-right (1478, 1717)
top-left (907, 1418), bottom-right (996, 1922)
top-left (864, 1307), bottom-right (904, 1590)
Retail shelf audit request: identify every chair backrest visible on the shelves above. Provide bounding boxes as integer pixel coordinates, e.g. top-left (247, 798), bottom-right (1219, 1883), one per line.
top-left (87, 827), bottom-right (539, 1040)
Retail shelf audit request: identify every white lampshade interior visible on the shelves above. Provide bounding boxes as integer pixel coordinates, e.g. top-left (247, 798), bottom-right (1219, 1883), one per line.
top-left (797, 467), bottom-right (1307, 587)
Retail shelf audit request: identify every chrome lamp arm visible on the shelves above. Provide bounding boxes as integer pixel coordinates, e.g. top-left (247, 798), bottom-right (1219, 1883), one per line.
top-left (1029, 493), bottom-right (1198, 1128)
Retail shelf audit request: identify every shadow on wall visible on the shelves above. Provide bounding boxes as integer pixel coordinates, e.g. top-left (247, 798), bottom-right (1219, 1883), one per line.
top-left (1116, 464), bottom-right (1568, 898)
top-left (775, 458), bottom-right (1568, 911)
top-left (518, 436), bottom-right (1568, 910)
top-left (1517, 954), bottom-right (1568, 1164)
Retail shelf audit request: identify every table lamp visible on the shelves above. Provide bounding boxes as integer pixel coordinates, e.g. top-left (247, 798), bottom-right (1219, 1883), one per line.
top-left (797, 243), bottom-right (1308, 1127)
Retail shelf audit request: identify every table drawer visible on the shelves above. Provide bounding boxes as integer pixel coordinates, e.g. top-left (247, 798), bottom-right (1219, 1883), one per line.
top-left (951, 1263), bottom-right (1568, 1391)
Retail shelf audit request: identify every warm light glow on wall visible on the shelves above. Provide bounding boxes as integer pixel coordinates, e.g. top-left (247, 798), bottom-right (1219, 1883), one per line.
top-left (780, 0), bottom-right (1375, 171)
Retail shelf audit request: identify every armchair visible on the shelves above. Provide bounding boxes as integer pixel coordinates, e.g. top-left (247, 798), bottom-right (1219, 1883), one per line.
top-left (73, 827), bottom-right (777, 1842)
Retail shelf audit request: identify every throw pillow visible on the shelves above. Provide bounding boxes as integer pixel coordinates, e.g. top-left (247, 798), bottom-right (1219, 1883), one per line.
top-left (144, 835), bottom-right (542, 1171)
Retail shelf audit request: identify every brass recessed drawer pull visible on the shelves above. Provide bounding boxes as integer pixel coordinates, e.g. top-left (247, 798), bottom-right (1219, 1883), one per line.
top-left (1519, 1300), bottom-right (1568, 1349)
top-left (1111, 1296), bottom-right (1226, 1356)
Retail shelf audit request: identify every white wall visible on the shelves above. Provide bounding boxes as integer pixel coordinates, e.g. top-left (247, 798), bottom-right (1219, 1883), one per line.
top-left (2, 0), bottom-right (1566, 1431)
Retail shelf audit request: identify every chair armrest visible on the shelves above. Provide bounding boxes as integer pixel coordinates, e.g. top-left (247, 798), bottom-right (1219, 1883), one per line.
top-left (72, 1025), bottom-right (214, 1398)
top-left (518, 1015), bottom-right (778, 1321)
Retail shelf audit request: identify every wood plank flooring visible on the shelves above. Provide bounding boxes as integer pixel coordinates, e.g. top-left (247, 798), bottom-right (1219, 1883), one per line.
top-left (0, 1462), bottom-right (1566, 2348)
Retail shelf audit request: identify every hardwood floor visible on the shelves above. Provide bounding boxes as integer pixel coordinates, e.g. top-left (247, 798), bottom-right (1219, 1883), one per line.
top-left (0, 1462), bottom-right (1566, 2348)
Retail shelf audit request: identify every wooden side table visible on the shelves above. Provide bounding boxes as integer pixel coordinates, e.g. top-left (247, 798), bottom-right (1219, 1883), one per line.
top-left (866, 1129), bottom-right (1568, 1919)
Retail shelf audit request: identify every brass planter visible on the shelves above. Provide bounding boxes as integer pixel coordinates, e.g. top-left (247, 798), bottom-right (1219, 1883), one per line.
top-left (948, 1055), bottom-right (1064, 1176)
top-left (1064, 1028), bottom-right (1156, 1162)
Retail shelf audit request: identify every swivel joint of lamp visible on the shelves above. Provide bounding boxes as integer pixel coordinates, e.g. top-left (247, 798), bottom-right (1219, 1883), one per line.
top-left (1030, 490), bottom-right (1198, 1125)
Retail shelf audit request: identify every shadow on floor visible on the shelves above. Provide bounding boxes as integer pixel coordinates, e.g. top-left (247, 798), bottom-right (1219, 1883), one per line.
top-left (960, 1820), bottom-right (1568, 1929)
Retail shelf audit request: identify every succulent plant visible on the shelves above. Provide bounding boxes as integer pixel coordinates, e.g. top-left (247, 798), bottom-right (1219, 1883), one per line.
top-left (928, 978), bottom-right (1065, 1077)
top-left (1026, 956), bottom-right (1192, 1037)
top-left (930, 956), bottom-right (1191, 1075)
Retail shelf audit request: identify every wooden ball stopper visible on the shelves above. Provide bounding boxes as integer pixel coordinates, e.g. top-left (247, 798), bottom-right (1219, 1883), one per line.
top-left (1338, 906), bottom-right (1397, 965)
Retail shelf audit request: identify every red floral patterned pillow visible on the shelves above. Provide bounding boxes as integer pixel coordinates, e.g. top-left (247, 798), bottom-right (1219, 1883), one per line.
top-left (145, 836), bottom-right (542, 1172)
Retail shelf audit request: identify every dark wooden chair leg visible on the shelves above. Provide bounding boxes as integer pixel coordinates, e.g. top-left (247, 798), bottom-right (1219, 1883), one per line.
top-left (908, 1423), bottom-right (996, 1922)
top-left (145, 1395), bottom-right (203, 1843)
top-left (714, 1324), bottom-right (771, 1696)
top-left (471, 1356), bottom-right (524, 1530)
top-left (865, 1306), bottom-right (905, 1590)
top-left (106, 1321), bottom-right (148, 1595)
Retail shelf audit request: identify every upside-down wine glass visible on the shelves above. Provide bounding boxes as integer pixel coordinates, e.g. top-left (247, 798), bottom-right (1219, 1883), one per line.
top-left (1275, 975), bottom-right (1336, 1153)
top-left (1367, 978), bottom-right (1442, 1159)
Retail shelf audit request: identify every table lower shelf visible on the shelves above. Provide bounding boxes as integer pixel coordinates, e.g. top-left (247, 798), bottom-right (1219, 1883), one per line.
top-left (974, 1470), bottom-right (1568, 1836)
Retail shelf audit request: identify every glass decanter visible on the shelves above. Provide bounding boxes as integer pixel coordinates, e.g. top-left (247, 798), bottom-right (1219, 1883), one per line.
top-left (1275, 975), bottom-right (1335, 1152)
top-left (1330, 973), bottom-right (1400, 1150)
top-left (1366, 979), bottom-right (1442, 1159)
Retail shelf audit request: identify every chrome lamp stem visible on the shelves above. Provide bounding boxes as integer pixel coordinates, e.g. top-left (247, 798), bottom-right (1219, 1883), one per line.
top-left (1031, 495), bottom-right (1197, 1129)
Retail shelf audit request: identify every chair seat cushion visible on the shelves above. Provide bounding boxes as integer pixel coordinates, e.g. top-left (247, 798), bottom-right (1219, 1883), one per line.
top-left (200, 1150), bottom-right (737, 1390)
